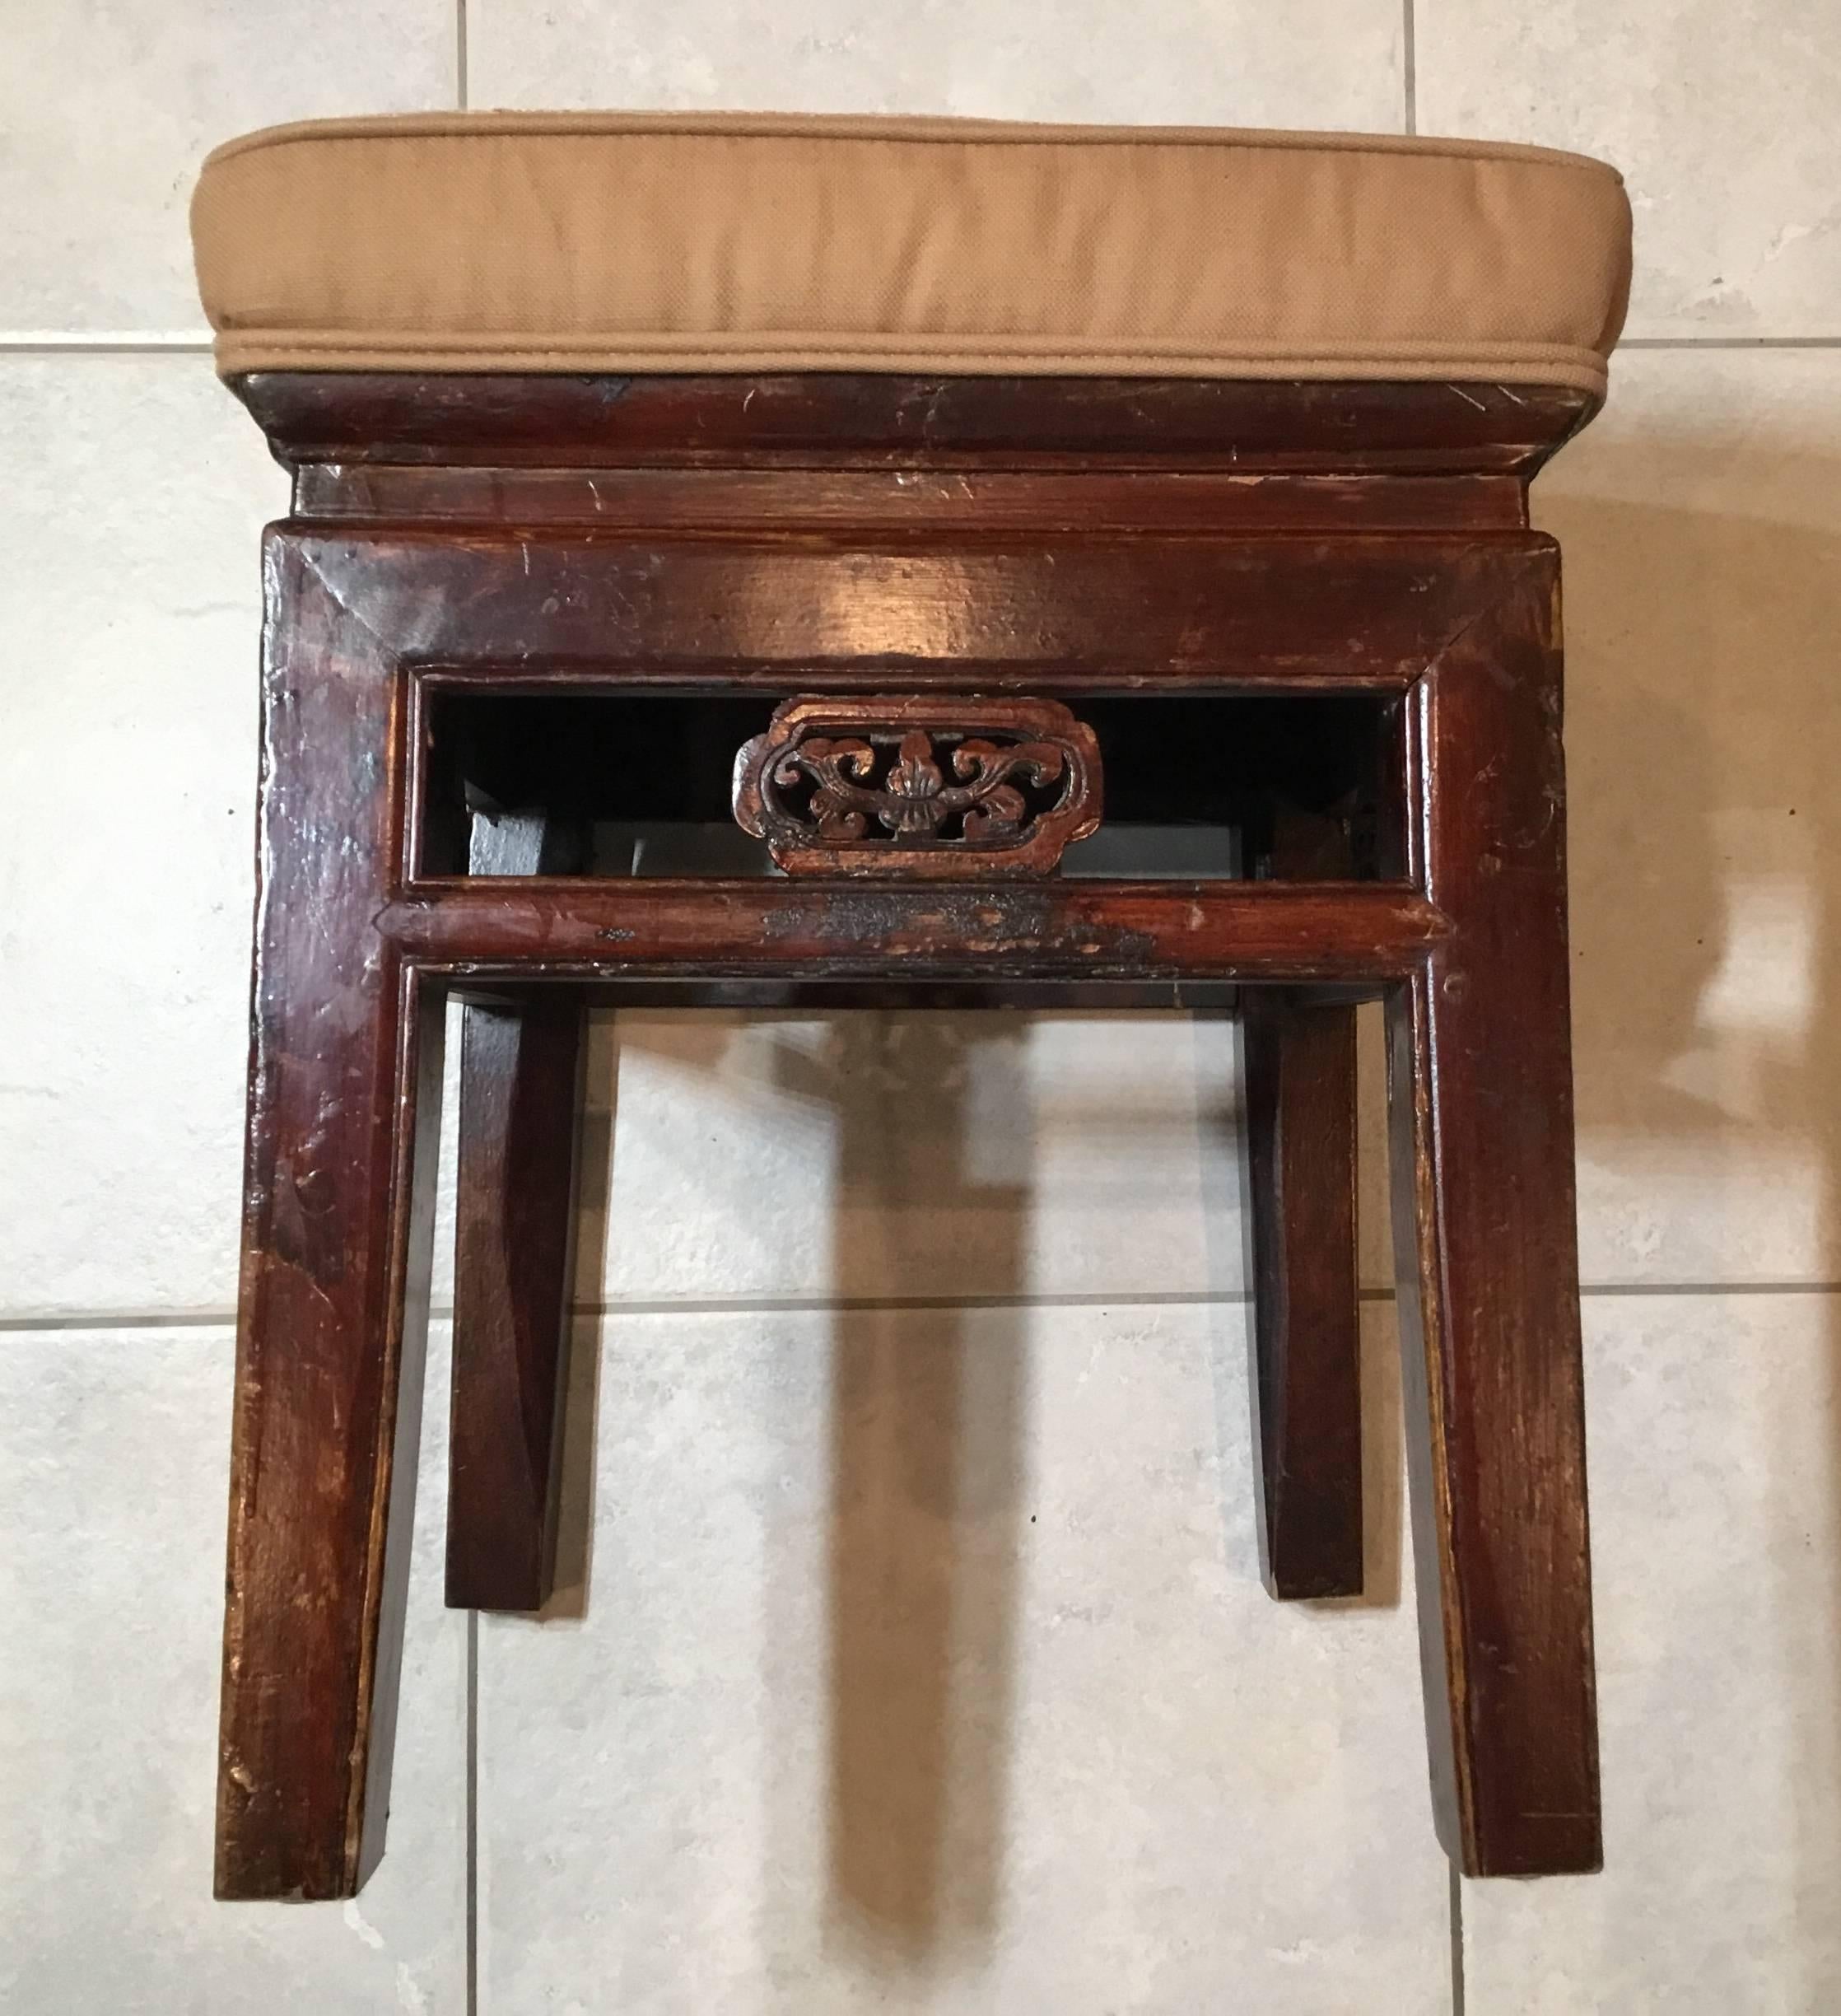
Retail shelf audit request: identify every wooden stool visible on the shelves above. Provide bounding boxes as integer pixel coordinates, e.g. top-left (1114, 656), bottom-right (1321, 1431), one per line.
top-left (192, 112), bottom-right (1634, 1900)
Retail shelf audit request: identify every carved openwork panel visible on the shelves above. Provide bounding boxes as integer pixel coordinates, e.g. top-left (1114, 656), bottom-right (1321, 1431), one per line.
top-left (732, 695), bottom-right (1102, 877)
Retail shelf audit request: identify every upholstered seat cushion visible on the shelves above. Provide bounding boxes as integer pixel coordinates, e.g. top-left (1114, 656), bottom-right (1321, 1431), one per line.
top-left (191, 112), bottom-right (1632, 394)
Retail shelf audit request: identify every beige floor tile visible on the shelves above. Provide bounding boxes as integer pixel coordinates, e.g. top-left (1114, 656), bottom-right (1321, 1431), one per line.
top-left (1538, 348), bottom-right (1841, 1285)
top-left (477, 1300), bottom-right (1447, 2013)
top-left (1462, 1290), bottom-right (1841, 2012)
top-left (0, 1), bottom-right (455, 333)
top-left (1415, 0), bottom-right (1841, 337)
top-left (573, 1008), bottom-right (1251, 1304)
top-left (425, 1001), bottom-right (1400, 1311)
top-left (0, 1323), bottom-right (467, 2010)
top-left (0, 357), bottom-right (275, 1318)
top-left (465, 0), bottom-right (1405, 128)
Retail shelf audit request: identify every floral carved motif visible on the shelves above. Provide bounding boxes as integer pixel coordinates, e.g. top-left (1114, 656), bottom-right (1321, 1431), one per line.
top-left (733, 695), bottom-right (1103, 878)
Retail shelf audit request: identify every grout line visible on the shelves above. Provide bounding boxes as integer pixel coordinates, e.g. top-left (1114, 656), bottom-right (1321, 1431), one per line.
top-left (7, 1279), bottom-right (1841, 1334)
top-left (457, 0), bottom-right (469, 111)
top-left (0, 1310), bottom-right (240, 1332)
top-left (1620, 335), bottom-right (1841, 349)
top-left (566, 1289), bottom-right (1275, 1316)
top-left (465, 1608), bottom-right (479, 2016)
top-left (1449, 1864), bottom-right (1466, 2016)
top-left (1575, 1279), bottom-right (1841, 1297)
top-left (0, 335), bottom-right (211, 354)
top-left (1402, 0), bottom-right (1418, 136)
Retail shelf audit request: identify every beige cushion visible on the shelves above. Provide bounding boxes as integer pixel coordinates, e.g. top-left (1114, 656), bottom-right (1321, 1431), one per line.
top-left (191, 112), bottom-right (1632, 394)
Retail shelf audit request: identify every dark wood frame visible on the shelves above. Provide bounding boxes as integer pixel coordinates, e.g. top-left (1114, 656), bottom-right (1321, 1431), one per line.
top-left (214, 373), bottom-right (1600, 1900)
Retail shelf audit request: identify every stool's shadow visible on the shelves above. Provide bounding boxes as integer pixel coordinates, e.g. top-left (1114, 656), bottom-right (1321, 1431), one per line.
top-left (539, 1009), bottom-right (1032, 1967)
top-left (1533, 465), bottom-right (1841, 2002)
top-left (450, 417), bottom-right (1839, 1991)
top-left (807, 1015), bottom-right (1028, 1962)
top-left (526, 435), bottom-right (1841, 1991)
top-left (534, 997), bottom-right (1408, 1970)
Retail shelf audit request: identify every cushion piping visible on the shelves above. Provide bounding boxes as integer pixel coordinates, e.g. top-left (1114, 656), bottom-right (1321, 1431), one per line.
top-left (201, 109), bottom-right (1627, 184)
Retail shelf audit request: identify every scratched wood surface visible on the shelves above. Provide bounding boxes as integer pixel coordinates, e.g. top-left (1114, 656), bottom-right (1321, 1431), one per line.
top-left (215, 371), bottom-right (1601, 1896)
top-left (240, 370), bottom-right (1593, 476)
top-left (216, 540), bottom-right (443, 1900)
top-left (446, 810), bottom-right (586, 1615)
top-left (1386, 544), bottom-right (1601, 1876)
top-left (1241, 807), bottom-right (1365, 1602)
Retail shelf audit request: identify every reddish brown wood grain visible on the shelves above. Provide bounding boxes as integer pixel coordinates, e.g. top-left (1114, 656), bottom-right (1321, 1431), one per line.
top-left (213, 370), bottom-right (1603, 1897)
top-left (281, 529), bottom-right (1529, 696)
top-left (217, 536), bottom-right (443, 1901)
top-left (1387, 540), bottom-right (1601, 1877)
top-left (380, 879), bottom-right (1449, 983)
top-left (1242, 811), bottom-right (1364, 1602)
top-left (292, 462), bottom-right (1528, 532)
top-left (1242, 998), bottom-right (1363, 1599)
top-left (446, 810), bottom-right (586, 1613)
top-left (240, 371), bottom-right (1593, 475)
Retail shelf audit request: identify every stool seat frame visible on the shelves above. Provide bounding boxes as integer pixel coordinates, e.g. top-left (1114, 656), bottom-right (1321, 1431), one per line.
top-left (212, 371), bottom-right (1601, 1899)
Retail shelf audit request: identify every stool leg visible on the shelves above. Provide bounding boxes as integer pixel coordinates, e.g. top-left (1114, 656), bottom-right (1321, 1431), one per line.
top-left (1242, 994), bottom-right (1363, 1598)
top-left (446, 999), bottom-right (584, 1611)
top-left (1242, 803), bottom-right (1363, 1599)
top-left (1387, 551), bottom-right (1601, 1877)
top-left (446, 810), bottom-right (586, 1612)
top-left (217, 536), bottom-right (444, 1899)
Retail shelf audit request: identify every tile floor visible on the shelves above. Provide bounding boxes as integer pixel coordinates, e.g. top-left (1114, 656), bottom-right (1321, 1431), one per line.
top-left (3, 3), bottom-right (1838, 2009)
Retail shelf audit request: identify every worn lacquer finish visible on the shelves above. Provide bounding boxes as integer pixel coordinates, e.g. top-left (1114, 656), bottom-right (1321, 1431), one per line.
top-left (1242, 810), bottom-right (1365, 1601)
top-left (217, 538), bottom-right (444, 1900)
top-left (446, 810), bottom-right (586, 1613)
top-left (214, 371), bottom-right (1601, 1897)
top-left (238, 371), bottom-right (1594, 477)
top-left (1387, 546), bottom-right (1601, 1877)
top-left (383, 879), bottom-right (1449, 983)
top-left (270, 529), bottom-right (1530, 694)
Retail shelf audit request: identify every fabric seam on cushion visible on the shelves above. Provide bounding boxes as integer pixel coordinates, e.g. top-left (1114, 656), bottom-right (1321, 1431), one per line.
top-left (207, 329), bottom-right (1611, 362)
top-left (208, 336), bottom-right (1613, 394)
top-left (212, 337), bottom-right (1610, 365)
top-left (199, 114), bottom-right (1626, 182)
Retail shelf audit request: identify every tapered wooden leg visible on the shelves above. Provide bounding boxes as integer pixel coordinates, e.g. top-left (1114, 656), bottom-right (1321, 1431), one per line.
top-left (1387, 544), bottom-right (1601, 1878)
top-left (446, 804), bottom-right (586, 1611)
top-left (1242, 995), bottom-right (1363, 1598)
top-left (1242, 803), bottom-right (1363, 1600)
top-left (217, 535), bottom-right (443, 1900)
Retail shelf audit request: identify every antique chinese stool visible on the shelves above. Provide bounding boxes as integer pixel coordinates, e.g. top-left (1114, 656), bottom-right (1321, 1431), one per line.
top-left (191, 113), bottom-right (1633, 1900)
